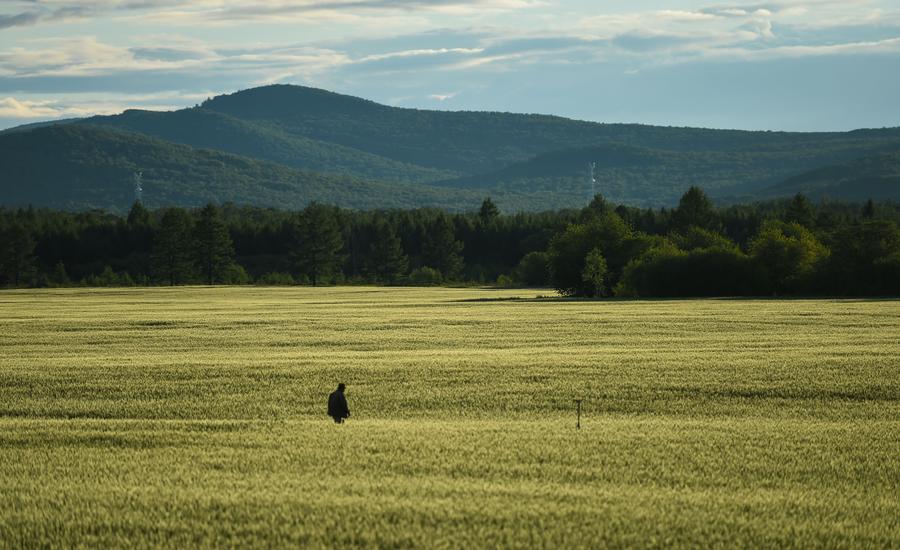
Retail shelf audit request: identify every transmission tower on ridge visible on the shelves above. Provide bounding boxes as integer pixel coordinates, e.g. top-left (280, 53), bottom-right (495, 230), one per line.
top-left (133, 171), bottom-right (143, 204)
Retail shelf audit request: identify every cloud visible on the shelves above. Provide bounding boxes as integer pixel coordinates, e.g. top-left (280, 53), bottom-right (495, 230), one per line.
top-left (0, 5), bottom-right (93, 29)
top-left (1, 0), bottom-right (542, 28)
top-left (428, 91), bottom-right (458, 101)
top-left (0, 97), bottom-right (62, 118)
top-left (0, 12), bottom-right (41, 30)
top-left (0, 0), bottom-right (898, 130)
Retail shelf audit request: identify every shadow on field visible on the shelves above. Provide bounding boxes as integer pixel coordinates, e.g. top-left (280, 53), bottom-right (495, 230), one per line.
top-left (450, 294), bottom-right (900, 303)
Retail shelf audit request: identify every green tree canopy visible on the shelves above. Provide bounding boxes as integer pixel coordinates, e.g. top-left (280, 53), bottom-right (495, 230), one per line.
top-left (422, 215), bottom-right (464, 280)
top-left (152, 208), bottom-right (196, 286)
top-left (0, 222), bottom-right (36, 287)
top-left (195, 204), bottom-right (236, 285)
top-left (478, 197), bottom-right (500, 226)
top-left (292, 202), bottom-right (345, 286)
top-left (784, 193), bottom-right (815, 227)
top-left (671, 226), bottom-right (736, 252)
top-left (366, 219), bottom-right (408, 283)
top-left (749, 220), bottom-right (828, 294)
top-left (672, 186), bottom-right (717, 231)
top-left (825, 220), bottom-right (900, 294)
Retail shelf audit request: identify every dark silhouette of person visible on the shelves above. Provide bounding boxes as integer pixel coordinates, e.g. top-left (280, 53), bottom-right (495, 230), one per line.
top-left (328, 383), bottom-right (350, 424)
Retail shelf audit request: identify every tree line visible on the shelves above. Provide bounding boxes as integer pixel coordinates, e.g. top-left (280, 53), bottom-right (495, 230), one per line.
top-left (1, 190), bottom-right (899, 296)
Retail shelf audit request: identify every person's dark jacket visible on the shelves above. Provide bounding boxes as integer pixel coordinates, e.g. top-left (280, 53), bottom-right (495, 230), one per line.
top-left (328, 390), bottom-right (350, 420)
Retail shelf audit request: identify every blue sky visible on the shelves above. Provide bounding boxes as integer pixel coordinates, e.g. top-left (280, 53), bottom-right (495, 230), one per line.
top-left (1, 0), bottom-right (899, 130)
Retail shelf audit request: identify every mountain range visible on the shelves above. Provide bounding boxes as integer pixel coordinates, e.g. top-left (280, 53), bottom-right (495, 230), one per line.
top-left (2, 84), bottom-right (899, 212)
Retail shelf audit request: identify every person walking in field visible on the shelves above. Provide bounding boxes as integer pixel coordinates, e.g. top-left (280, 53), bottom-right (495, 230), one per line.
top-left (328, 383), bottom-right (350, 424)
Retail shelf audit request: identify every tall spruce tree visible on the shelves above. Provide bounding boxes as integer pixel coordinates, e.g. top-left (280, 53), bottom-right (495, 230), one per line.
top-left (862, 198), bottom-right (877, 219)
top-left (195, 204), bottom-right (235, 285)
top-left (422, 215), bottom-right (464, 279)
top-left (785, 193), bottom-right (815, 227)
top-left (672, 186), bottom-right (717, 230)
top-left (292, 202), bottom-right (344, 286)
top-left (366, 220), bottom-right (408, 283)
top-left (127, 201), bottom-right (151, 227)
top-left (152, 208), bottom-right (196, 286)
top-left (0, 223), bottom-right (35, 287)
top-left (479, 197), bottom-right (500, 226)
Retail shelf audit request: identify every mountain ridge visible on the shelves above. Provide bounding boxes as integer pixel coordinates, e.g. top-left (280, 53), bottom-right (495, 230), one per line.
top-left (4, 84), bottom-right (900, 211)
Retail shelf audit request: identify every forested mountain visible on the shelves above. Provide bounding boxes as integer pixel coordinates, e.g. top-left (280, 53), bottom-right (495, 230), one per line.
top-left (761, 152), bottom-right (900, 201)
top-left (0, 125), bottom-right (483, 212)
top-left (4, 84), bottom-right (900, 211)
top-left (81, 108), bottom-right (456, 184)
top-left (436, 141), bottom-right (900, 206)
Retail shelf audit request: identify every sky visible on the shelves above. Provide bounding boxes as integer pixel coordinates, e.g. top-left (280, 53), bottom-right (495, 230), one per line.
top-left (1, 0), bottom-right (899, 131)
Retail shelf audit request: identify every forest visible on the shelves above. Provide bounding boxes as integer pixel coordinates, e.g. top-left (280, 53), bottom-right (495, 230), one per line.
top-left (1, 189), bottom-right (899, 297)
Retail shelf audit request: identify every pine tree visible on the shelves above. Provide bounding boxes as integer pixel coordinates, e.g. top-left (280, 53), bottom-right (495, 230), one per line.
top-left (785, 193), bottom-right (815, 227)
top-left (0, 223), bottom-right (36, 287)
top-left (422, 215), bottom-right (464, 279)
top-left (479, 197), bottom-right (500, 226)
top-left (51, 261), bottom-right (70, 286)
top-left (292, 203), bottom-right (344, 286)
top-left (152, 208), bottom-right (196, 286)
top-left (127, 201), bottom-right (151, 228)
top-left (672, 186), bottom-right (717, 230)
top-left (366, 220), bottom-right (408, 283)
top-left (195, 204), bottom-right (235, 285)
top-left (862, 198), bottom-right (876, 219)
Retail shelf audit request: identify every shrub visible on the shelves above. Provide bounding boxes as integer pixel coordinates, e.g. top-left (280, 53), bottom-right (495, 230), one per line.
top-left (407, 267), bottom-right (443, 286)
top-left (256, 272), bottom-right (295, 286)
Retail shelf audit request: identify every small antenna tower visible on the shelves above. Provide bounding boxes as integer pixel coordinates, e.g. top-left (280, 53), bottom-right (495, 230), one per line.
top-left (588, 162), bottom-right (596, 203)
top-left (133, 171), bottom-right (143, 203)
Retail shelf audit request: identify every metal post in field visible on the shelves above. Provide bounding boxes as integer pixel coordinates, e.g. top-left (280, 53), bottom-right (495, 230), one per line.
top-left (574, 399), bottom-right (582, 430)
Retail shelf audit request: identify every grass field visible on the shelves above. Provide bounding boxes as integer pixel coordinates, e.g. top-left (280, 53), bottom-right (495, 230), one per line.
top-left (1, 287), bottom-right (898, 548)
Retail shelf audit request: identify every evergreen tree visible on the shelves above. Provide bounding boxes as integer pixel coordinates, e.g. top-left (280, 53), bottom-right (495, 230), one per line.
top-left (51, 261), bottom-right (70, 286)
top-left (292, 202), bottom-right (344, 286)
top-left (127, 201), bottom-right (151, 227)
top-left (785, 193), bottom-right (815, 227)
top-left (0, 223), bottom-right (36, 287)
top-left (479, 197), bottom-right (500, 226)
top-left (672, 186), bottom-right (717, 230)
top-left (862, 198), bottom-right (876, 219)
top-left (366, 220), bottom-right (408, 283)
top-left (195, 204), bottom-right (235, 285)
top-left (587, 194), bottom-right (612, 216)
top-left (152, 208), bottom-right (196, 286)
top-left (422, 215), bottom-right (464, 279)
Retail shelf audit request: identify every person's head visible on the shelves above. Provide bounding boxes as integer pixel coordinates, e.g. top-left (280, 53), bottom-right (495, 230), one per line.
top-left (337, 383), bottom-right (346, 392)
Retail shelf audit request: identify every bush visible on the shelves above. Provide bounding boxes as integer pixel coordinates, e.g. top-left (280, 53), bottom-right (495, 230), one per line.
top-left (514, 251), bottom-right (550, 287)
top-left (407, 267), bottom-right (443, 286)
top-left (221, 263), bottom-right (251, 285)
top-left (749, 220), bottom-right (828, 294)
top-left (256, 272), bottom-right (295, 285)
top-left (616, 245), bottom-right (757, 297)
top-left (495, 274), bottom-right (516, 288)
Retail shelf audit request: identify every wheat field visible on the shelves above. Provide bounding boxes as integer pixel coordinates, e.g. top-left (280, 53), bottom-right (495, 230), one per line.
top-left (1, 287), bottom-right (898, 547)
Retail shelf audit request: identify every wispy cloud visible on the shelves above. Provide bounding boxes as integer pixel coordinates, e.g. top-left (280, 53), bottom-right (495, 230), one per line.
top-left (0, 0), bottom-right (898, 130)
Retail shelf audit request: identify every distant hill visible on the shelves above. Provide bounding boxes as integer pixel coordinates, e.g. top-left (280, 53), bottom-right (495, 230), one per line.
top-left (4, 84), bottom-right (900, 210)
top-left (434, 141), bottom-right (900, 205)
top-left (200, 86), bottom-right (900, 180)
top-left (0, 125), bottom-right (484, 212)
top-left (762, 151), bottom-right (900, 201)
top-left (81, 108), bottom-right (456, 184)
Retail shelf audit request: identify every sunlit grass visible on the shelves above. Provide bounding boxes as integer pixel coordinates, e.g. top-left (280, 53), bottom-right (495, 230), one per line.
top-left (1, 287), bottom-right (898, 547)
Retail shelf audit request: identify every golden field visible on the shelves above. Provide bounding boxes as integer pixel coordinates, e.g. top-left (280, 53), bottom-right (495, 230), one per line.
top-left (1, 287), bottom-right (898, 547)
